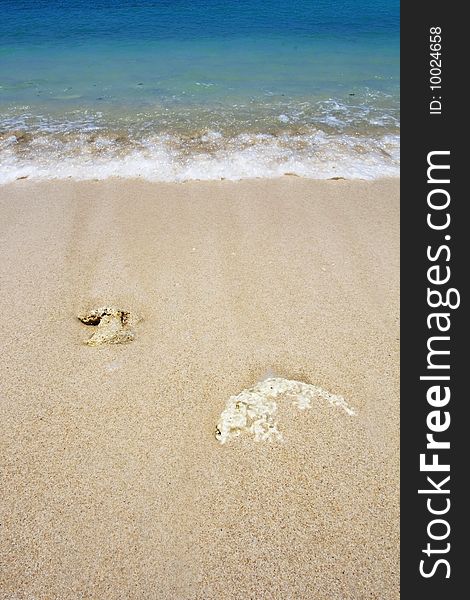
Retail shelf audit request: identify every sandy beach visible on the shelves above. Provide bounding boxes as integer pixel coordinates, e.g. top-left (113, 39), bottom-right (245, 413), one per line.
top-left (0, 177), bottom-right (399, 599)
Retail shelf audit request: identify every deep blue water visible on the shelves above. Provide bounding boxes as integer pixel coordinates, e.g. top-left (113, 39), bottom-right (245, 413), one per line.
top-left (1, 0), bottom-right (399, 43)
top-left (0, 0), bottom-right (400, 182)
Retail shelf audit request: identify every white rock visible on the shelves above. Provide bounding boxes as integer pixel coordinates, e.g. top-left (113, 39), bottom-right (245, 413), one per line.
top-left (215, 377), bottom-right (355, 444)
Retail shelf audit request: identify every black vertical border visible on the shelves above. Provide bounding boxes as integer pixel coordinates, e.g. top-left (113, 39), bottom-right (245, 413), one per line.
top-left (401, 3), bottom-right (464, 598)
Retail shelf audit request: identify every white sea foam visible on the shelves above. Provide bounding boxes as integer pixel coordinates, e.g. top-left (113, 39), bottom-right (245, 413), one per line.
top-left (0, 129), bottom-right (399, 183)
top-left (215, 377), bottom-right (355, 444)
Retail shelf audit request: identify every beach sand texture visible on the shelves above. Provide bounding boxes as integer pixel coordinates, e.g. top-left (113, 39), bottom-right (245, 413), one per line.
top-left (0, 178), bottom-right (399, 599)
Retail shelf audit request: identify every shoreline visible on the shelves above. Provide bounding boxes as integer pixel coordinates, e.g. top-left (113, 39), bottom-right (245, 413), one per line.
top-left (1, 177), bottom-right (399, 599)
top-left (0, 130), bottom-right (400, 184)
top-left (1, 173), bottom-right (400, 186)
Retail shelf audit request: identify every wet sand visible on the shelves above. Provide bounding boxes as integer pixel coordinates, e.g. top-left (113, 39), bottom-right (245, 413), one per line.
top-left (0, 177), bottom-right (399, 599)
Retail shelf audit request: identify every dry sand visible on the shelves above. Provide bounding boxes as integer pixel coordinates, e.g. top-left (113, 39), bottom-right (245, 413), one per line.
top-left (0, 177), bottom-right (399, 599)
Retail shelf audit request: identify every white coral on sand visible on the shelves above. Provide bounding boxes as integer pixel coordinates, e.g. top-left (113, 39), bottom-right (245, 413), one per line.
top-left (215, 377), bottom-right (355, 444)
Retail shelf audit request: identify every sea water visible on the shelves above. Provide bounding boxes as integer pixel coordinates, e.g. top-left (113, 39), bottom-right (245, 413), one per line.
top-left (0, 0), bottom-right (399, 183)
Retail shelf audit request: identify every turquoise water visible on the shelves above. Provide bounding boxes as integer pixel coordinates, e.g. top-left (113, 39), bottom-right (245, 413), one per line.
top-left (0, 0), bottom-right (399, 182)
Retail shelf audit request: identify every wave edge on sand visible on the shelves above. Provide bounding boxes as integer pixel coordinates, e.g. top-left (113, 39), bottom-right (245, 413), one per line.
top-left (0, 129), bottom-right (399, 184)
